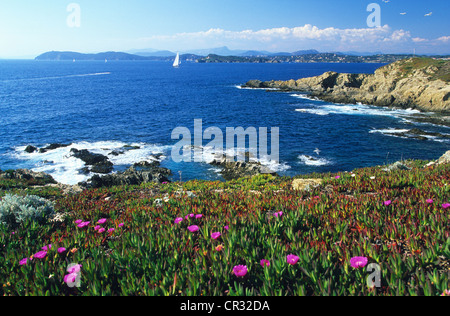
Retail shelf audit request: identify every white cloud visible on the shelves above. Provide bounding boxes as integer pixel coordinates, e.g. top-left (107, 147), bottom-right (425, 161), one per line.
top-left (133, 25), bottom-right (449, 54)
top-left (412, 37), bottom-right (428, 43)
top-left (437, 36), bottom-right (450, 42)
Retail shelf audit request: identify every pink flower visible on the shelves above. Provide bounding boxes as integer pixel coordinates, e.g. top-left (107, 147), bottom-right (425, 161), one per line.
top-left (233, 265), bottom-right (248, 277)
top-left (224, 225), bottom-right (229, 231)
top-left (211, 232), bottom-right (221, 240)
top-left (108, 228), bottom-right (115, 233)
top-left (350, 256), bottom-right (368, 269)
top-left (174, 217), bottom-right (183, 224)
top-left (441, 290), bottom-right (450, 297)
top-left (384, 200), bottom-right (392, 206)
top-left (442, 203), bottom-right (450, 209)
top-left (64, 273), bottom-right (78, 285)
top-left (274, 211), bottom-right (283, 218)
top-left (118, 223), bottom-right (124, 228)
top-left (260, 259), bottom-right (270, 268)
top-left (97, 218), bottom-right (107, 224)
top-left (34, 251), bottom-right (47, 259)
top-left (195, 214), bottom-right (203, 219)
top-left (94, 225), bottom-right (101, 231)
top-left (426, 199), bottom-right (434, 204)
top-left (335, 176), bottom-right (340, 179)
top-left (188, 225), bottom-right (199, 233)
top-left (42, 244), bottom-right (52, 251)
top-left (67, 264), bottom-right (82, 274)
top-left (58, 247), bottom-right (66, 254)
top-left (98, 228), bottom-right (106, 233)
top-left (19, 258), bottom-right (29, 266)
top-left (77, 221), bottom-right (90, 228)
top-left (287, 254), bottom-right (300, 265)
top-left (75, 219), bottom-right (83, 224)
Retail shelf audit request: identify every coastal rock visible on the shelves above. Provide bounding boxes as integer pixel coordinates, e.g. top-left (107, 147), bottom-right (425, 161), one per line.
top-left (39, 143), bottom-right (71, 153)
top-left (209, 154), bottom-right (277, 181)
top-left (437, 151), bottom-right (450, 165)
top-left (70, 148), bottom-right (113, 174)
top-left (0, 169), bottom-right (56, 185)
top-left (24, 145), bottom-right (38, 153)
top-left (292, 179), bottom-right (323, 191)
top-left (85, 165), bottom-right (172, 189)
top-left (245, 58), bottom-right (450, 113)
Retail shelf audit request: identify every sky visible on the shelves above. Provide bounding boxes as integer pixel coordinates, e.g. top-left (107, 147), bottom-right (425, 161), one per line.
top-left (0, 0), bottom-right (449, 58)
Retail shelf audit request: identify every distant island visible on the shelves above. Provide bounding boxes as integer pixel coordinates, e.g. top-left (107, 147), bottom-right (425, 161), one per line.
top-left (243, 57), bottom-right (450, 113)
top-left (35, 50), bottom-right (450, 64)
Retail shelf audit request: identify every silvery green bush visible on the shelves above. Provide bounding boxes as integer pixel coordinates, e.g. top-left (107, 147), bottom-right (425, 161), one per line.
top-left (0, 194), bottom-right (55, 228)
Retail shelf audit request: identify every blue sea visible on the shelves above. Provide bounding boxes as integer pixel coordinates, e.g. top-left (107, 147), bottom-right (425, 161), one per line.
top-left (1, 60), bottom-right (449, 185)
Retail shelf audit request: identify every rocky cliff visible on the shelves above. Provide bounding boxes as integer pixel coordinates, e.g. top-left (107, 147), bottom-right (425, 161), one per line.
top-left (244, 58), bottom-right (450, 113)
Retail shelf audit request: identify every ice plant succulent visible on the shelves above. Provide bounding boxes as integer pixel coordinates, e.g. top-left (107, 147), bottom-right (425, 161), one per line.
top-left (350, 257), bottom-right (369, 269)
top-left (260, 259), bottom-right (270, 267)
top-left (211, 232), bottom-right (221, 240)
top-left (174, 217), bottom-right (183, 224)
top-left (233, 265), bottom-right (248, 277)
top-left (287, 254), bottom-right (300, 265)
top-left (188, 225), bottom-right (199, 232)
top-left (34, 251), bottom-right (47, 259)
top-left (384, 200), bottom-right (392, 206)
top-left (273, 211), bottom-right (283, 218)
top-left (19, 258), bottom-right (29, 266)
top-left (77, 221), bottom-right (90, 228)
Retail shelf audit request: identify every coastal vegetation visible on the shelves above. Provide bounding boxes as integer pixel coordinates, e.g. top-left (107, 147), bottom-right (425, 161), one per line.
top-left (1, 152), bottom-right (449, 296)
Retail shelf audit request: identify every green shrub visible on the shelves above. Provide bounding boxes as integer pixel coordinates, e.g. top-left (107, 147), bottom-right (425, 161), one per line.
top-left (0, 194), bottom-right (55, 229)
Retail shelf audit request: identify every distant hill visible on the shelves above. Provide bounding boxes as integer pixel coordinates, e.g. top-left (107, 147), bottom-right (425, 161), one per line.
top-left (133, 50), bottom-right (176, 57)
top-left (35, 51), bottom-right (151, 61)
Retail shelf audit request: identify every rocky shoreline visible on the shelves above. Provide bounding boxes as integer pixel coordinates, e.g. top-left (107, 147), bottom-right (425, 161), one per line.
top-left (7, 143), bottom-right (279, 191)
top-left (243, 58), bottom-right (450, 115)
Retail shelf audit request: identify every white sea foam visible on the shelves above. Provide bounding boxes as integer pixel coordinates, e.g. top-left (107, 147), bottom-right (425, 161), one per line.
top-left (234, 85), bottom-right (279, 91)
top-left (12, 141), bottom-right (168, 185)
top-left (369, 128), bottom-right (411, 135)
top-left (295, 103), bottom-right (422, 118)
top-left (192, 145), bottom-right (290, 173)
top-left (298, 155), bottom-right (332, 167)
top-left (370, 128), bottom-right (450, 143)
top-left (1, 72), bottom-right (111, 83)
top-left (290, 94), bottom-right (319, 101)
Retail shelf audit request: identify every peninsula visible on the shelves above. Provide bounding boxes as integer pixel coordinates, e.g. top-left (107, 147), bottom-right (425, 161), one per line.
top-left (243, 58), bottom-right (450, 113)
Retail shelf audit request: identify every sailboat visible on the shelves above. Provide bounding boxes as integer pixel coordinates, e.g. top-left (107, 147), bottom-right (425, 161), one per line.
top-left (173, 52), bottom-right (181, 68)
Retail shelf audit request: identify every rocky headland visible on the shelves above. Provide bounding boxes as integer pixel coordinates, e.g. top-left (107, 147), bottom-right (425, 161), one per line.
top-left (244, 58), bottom-right (450, 114)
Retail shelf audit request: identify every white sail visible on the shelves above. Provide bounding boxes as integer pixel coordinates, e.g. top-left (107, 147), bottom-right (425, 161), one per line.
top-left (173, 53), bottom-right (180, 67)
